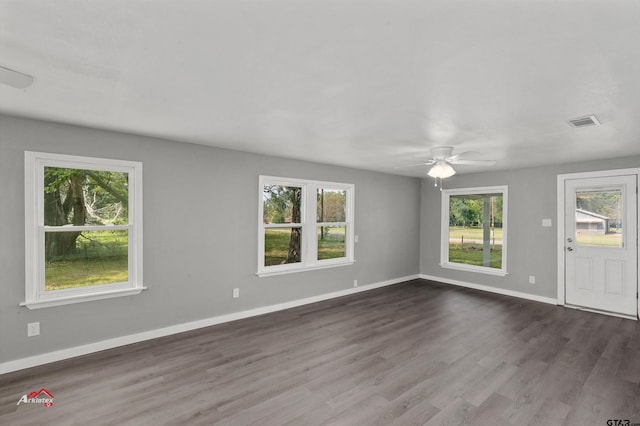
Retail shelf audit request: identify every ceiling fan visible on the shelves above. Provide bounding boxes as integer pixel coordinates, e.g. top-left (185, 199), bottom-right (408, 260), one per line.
top-left (0, 65), bottom-right (34, 89)
top-left (406, 146), bottom-right (496, 178)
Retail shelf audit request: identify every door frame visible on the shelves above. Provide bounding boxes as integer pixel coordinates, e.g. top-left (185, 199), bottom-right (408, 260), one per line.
top-left (557, 168), bottom-right (640, 319)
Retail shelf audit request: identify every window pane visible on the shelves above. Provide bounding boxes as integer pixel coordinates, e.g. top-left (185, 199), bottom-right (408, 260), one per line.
top-left (448, 194), bottom-right (503, 269)
top-left (317, 226), bottom-right (346, 260)
top-left (45, 230), bottom-right (128, 291)
top-left (44, 167), bottom-right (129, 226)
top-left (575, 189), bottom-right (623, 247)
top-left (317, 188), bottom-right (346, 223)
top-left (263, 185), bottom-right (302, 224)
top-left (264, 228), bottom-right (302, 266)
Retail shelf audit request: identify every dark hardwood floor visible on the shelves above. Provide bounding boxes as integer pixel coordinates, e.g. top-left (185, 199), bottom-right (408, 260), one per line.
top-left (2, 279), bottom-right (640, 425)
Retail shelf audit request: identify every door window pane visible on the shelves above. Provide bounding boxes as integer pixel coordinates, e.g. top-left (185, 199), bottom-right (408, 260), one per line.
top-left (575, 189), bottom-right (623, 247)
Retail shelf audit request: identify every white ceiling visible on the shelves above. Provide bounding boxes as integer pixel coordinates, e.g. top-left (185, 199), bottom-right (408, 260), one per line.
top-left (1, 1), bottom-right (640, 177)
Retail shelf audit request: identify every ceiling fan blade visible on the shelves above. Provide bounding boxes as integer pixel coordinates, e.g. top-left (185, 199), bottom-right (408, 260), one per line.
top-left (0, 65), bottom-right (34, 89)
top-left (448, 159), bottom-right (496, 166)
top-left (392, 160), bottom-right (435, 169)
top-left (445, 151), bottom-right (482, 162)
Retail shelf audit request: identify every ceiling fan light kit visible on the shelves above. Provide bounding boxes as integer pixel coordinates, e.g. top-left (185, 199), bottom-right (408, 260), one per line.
top-left (427, 160), bottom-right (456, 178)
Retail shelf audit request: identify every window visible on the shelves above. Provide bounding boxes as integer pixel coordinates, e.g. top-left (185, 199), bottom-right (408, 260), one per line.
top-left (441, 186), bottom-right (507, 276)
top-left (24, 152), bottom-right (144, 309)
top-left (258, 176), bottom-right (354, 276)
top-left (575, 188), bottom-right (623, 248)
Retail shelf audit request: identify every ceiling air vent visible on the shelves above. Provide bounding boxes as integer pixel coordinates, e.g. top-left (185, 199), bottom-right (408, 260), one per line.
top-left (568, 115), bottom-right (601, 128)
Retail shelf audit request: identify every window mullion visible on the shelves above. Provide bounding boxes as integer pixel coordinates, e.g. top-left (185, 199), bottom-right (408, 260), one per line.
top-left (441, 192), bottom-right (451, 265)
top-left (305, 183), bottom-right (317, 264)
top-left (345, 186), bottom-right (354, 261)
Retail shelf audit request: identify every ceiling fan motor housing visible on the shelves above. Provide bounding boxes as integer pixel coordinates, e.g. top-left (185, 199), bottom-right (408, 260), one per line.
top-left (431, 146), bottom-right (454, 160)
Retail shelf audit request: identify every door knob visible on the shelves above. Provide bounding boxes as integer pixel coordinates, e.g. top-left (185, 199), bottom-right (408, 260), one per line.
top-left (567, 247), bottom-right (573, 252)
top-left (567, 237), bottom-right (573, 243)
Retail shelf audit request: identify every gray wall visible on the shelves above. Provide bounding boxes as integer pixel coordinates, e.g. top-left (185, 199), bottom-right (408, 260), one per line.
top-left (0, 114), bottom-right (421, 364)
top-left (420, 156), bottom-right (640, 299)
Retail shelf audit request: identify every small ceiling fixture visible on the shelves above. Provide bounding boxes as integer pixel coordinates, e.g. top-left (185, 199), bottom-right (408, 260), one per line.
top-left (398, 146), bottom-right (496, 190)
top-left (420, 146), bottom-right (496, 181)
top-left (568, 114), bottom-right (600, 128)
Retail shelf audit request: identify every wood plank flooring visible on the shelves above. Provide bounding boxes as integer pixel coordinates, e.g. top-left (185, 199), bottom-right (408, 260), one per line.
top-left (2, 279), bottom-right (640, 425)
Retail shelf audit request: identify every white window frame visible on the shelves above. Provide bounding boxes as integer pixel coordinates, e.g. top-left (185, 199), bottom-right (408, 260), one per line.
top-left (23, 151), bottom-right (145, 309)
top-left (258, 175), bottom-right (355, 277)
top-left (440, 185), bottom-right (508, 276)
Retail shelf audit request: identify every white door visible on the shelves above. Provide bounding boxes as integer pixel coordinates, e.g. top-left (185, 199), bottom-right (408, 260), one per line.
top-left (565, 174), bottom-right (638, 317)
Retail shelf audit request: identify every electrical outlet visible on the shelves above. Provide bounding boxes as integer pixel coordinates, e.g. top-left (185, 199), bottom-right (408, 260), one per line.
top-left (353, 280), bottom-right (358, 288)
top-left (232, 288), bottom-right (240, 298)
top-left (27, 322), bottom-right (40, 337)
top-left (529, 275), bottom-right (536, 284)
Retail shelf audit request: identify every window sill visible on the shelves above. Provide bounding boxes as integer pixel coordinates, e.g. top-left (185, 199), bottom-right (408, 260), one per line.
top-left (257, 260), bottom-right (355, 277)
top-left (20, 287), bottom-right (147, 310)
top-left (440, 262), bottom-right (508, 277)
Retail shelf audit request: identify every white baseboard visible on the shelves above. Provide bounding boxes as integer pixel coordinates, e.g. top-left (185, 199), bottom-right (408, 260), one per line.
top-left (419, 274), bottom-right (558, 305)
top-left (0, 274), bottom-right (419, 375)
